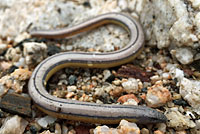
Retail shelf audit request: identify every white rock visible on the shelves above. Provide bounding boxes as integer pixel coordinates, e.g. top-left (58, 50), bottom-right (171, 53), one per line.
top-left (0, 115), bottom-right (28, 134)
top-left (40, 130), bottom-right (54, 134)
top-left (5, 47), bottom-right (22, 62)
top-left (14, 32), bottom-right (30, 43)
top-left (118, 0), bottom-right (128, 10)
top-left (23, 42), bottom-right (47, 66)
top-left (93, 119), bottom-right (140, 134)
top-left (0, 0), bottom-right (87, 38)
top-left (189, 0), bottom-right (200, 8)
top-left (59, 74), bottom-right (67, 79)
top-left (162, 72), bottom-right (171, 80)
top-left (165, 108), bottom-right (196, 130)
top-left (67, 86), bottom-right (77, 92)
top-left (122, 78), bottom-right (139, 93)
top-left (168, 0), bottom-right (196, 46)
top-left (146, 82), bottom-right (171, 107)
top-left (94, 87), bottom-right (105, 96)
top-left (118, 119), bottom-right (140, 134)
top-left (173, 48), bottom-right (194, 64)
top-left (155, 123), bottom-right (167, 133)
top-left (103, 84), bottom-right (116, 93)
top-left (0, 44), bottom-right (7, 54)
top-left (165, 63), bottom-right (178, 71)
top-left (96, 99), bottom-right (103, 104)
top-left (62, 125), bottom-right (68, 134)
top-left (93, 125), bottom-right (110, 134)
top-left (37, 116), bottom-right (57, 128)
top-left (14, 57), bottom-right (25, 67)
top-left (0, 83), bottom-right (7, 97)
top-left (196, 119), bottom-right (200, 129)
top-left (55, 123), bottom-right (61, 134)
top-left (195, 12), bottom-right (200, 33)
top-left (112, 79), bottom-right (121, 86)
top-left (135, 0), bottom-right (146, 13)
top-left (100, 43), bottom-right (115, 52)
top-left (179, 78), bottom-right (200, 115)
top-left (140, 0), bottom-right (175, 48)
top-left (150, 75), bottom-right (161, 83)
top-left (169, 66), bottom-right (184, 81)
top-left (123, 99), bottom-right (138, 105)
top-left (103, 70), bottom-right (111, 81)
top-left (58, 80), bottom-right (68, 86)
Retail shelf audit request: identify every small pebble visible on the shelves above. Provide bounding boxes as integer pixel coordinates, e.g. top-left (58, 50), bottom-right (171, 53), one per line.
top-left (11, 68), bottom-right (32, 80)
top-left (105, 74), bottom-right (115, 83)
top-left (155, 123), bottom-right (166, 133)
top-left (150, 75), bottom-right (161, 84)
top-left (162, 72), bottom-right (172, 80)
top-left (66, 92), bottom-right (75, 99)
top-left (173, 99), bottom-right (188, 107)
top-left (122, 78), bottom-right (139, 93)
top-left (195, 119), bottom-right (200, 129)
top-left (174, 48), bottom-right (193, 64)
top-left (47, 45), bottom-right (61, 56)
top-left (165, 108), bottom-right (196, 130)
top-left (68, 75), bottom-right (77, 85)
top-left (0, 83), bottom-right (7, 97)
top-left (123, 99), bottom-right (139, 105)
top-left (29, 123), bottom-right (41, 134)
top-left (96, 99), bottom-right (103, 104)
top-left (146, 81), bottom-right (171, 107)
top-left (94, 87), bottom-right (105, 96)
top-left (103, 84), bottom-right (115, 93)
top-left (68, 129), bottom-right (76, 134)
top-left (118, 119), bottom-right (140, 134)
top-left (175, 130), bottom-right (187, 134)
top-left (59, 74), bottom-right (67, 79)
top-left (179, 78), bottom-right (200, 115)
top-left (93, 119), bottom-right (140, 134)
top-left (58, 80), bottom-right (68, 86)
top-left (53, 90), bottom-right (67, 98)
top-left (0, 44), bottom-right (7, 55)
top-left (103, 70), bottom-right (111, 81)
top-left (14, 57), bottom-right (25, 67)
top-left (62, 125), bottom-right (68, 134)
top-left (79, 94), bottom-right (93, 102)
top-left (141, 128), bottom-right (149, 134)
top-left (0, 115), bottom-right (28, 134)
top-left (141, 87), bottom-right (148, 93)
top-left (0, 61), bottom-right (12, 70)
top-left (109, 86), bottom-right (124, 97)
top-left (117, 94), bottom-right (139, 105)
top-left (55, 123), bottom-right (61, 134)
top-left (40, 130), bottom-right (54, 134)
top-left (74, 125), bottom-right (92, 134)
top-left (118, 0), bottom-right (128, 10)
top-left (172, 93), bottom-right (181, 100)
top-left (0, 68), bottom-right (32, 93)
top-left (112, 79), bottom-right (121, 86)
top-left (67, 86), bottom-right (77, 92)
top-left (8, 65), bottom-right (18, 73)
top-left (5, 47), bottom-right (22, 62)
top-left (37, 116), bottom-right (57, 128)
top-left (23, 42), bottom-right (47, 66)
top-left (154, 130), bottom-right (164, 134)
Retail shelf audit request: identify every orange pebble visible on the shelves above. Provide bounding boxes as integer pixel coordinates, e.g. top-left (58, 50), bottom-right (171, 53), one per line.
top-left (117, 94), bottom-right (139, 104)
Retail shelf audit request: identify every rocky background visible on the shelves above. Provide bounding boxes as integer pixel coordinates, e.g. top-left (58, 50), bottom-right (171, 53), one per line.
top-left (0, 0), bottom-right (200, 134)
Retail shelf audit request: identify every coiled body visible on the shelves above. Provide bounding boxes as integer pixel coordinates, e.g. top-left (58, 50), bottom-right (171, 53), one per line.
top-left (28, 13), bottom-right (167, 124)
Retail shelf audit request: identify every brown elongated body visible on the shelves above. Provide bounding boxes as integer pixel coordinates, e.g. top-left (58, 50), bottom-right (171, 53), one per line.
top-left (28, 13), bottom-right (167, 124)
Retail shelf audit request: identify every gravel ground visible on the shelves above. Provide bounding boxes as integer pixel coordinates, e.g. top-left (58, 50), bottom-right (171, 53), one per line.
top-left (0, 0), bottom-right (200, 134)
